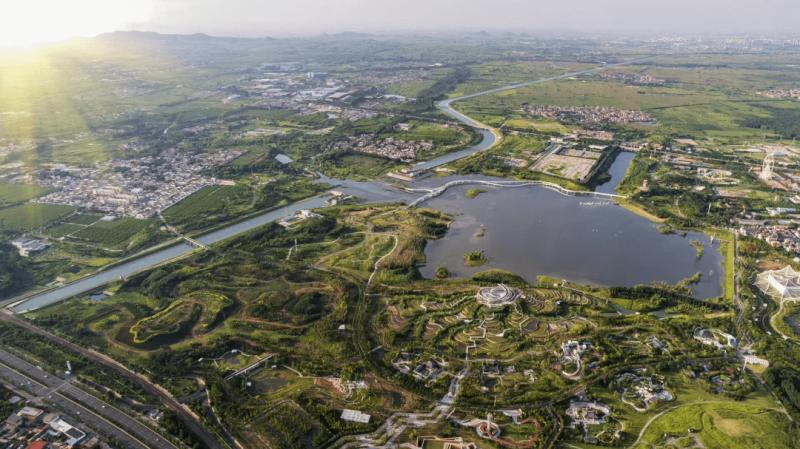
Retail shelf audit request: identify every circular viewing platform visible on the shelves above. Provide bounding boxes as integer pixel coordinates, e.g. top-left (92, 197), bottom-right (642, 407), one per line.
top-left (476, 420), bottom-right (502, 439)
top-left (476, 284), bottom-right (520, 308)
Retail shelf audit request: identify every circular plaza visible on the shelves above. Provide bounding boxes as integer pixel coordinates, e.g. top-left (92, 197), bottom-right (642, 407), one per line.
top-left (476, 284), bottom-right (520, 308)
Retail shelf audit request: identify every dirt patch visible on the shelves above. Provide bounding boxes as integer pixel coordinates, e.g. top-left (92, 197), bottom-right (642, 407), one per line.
top-left (709, 410), bottom-right (754, 437)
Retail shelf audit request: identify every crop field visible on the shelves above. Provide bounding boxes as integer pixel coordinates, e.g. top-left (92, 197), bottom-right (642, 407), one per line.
top-left (0, 183), bottom-right (50, 205)
top-left (504, 117), bottom-right (570, 134)
top-left (70, 218), bottom-right (157, 248)
top-left (161, 184), bottom-right (251, 226)
top-left (43, 222), bottom-right (84, 238)
top-left (455, 78), bottom-right (800, 141)
top-left (0, 203), bottom-right (75, 231)
top-left (447, 61), bottom-right (591, 98)
top-left (63, 213), bottom-right (103, 225)
top-left (379, 69), bottom-right (449, 98)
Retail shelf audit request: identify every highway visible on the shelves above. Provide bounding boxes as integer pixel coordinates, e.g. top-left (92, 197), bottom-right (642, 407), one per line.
top-left (0, 348), bottom-right (176, 449)
top-left (0, 312), bottom-right (227, 449)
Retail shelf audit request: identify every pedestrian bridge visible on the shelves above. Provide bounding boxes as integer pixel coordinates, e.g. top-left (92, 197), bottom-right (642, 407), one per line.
top-left (406, 179), bottom-right (625, 207)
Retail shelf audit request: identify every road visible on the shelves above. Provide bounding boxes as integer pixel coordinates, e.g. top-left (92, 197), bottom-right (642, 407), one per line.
top-left (0, 348), bottom-right (175, 449)
top-left (0, 312), bottom-right (227, 449)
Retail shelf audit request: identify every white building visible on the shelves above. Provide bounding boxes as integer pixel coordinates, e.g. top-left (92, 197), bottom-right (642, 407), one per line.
top-left (11, 238), bottom-right (49, 257)
top-left (755, 265), bottom-right (800, 300)
top-left (341, 409), bottom-right (371, 424)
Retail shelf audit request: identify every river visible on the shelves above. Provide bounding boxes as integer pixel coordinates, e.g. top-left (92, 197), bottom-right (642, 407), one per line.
top-left (10, 195), bottom-right (331, 313)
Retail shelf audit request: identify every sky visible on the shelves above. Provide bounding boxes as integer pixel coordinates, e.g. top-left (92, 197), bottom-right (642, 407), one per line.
top-left (2, 0), bottom-right (799, 47)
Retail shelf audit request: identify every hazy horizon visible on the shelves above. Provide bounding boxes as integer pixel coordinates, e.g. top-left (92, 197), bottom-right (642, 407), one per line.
top-left (134, 0), bottom-right (800, 36)
top-left (4, 0), bottom-right (800, 47)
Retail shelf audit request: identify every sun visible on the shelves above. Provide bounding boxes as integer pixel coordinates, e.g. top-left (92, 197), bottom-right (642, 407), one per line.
top-left (0, 0), bottom-right (154, 48)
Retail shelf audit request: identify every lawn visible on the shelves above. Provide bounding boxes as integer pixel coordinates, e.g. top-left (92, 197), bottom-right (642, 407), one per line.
top-left (0, 203), bottom-right (75, 232)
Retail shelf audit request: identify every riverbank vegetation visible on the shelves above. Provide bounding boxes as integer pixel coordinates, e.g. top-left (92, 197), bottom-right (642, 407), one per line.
top-left (465, 188), bottom-right (487, 199)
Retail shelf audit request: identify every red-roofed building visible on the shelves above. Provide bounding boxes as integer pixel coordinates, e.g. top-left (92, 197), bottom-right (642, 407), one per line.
top-left (26, 441), bottom-right (48, 449)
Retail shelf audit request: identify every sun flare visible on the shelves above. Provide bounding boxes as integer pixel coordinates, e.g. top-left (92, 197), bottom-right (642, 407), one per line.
top-left (0, 0), bottom-right (154, 48)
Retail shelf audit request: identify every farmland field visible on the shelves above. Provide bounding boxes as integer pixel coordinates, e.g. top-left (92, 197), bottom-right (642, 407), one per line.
top-left (71, 218), bottom-right (157, 248)
top-left (162, 184), bottom-right (251, 226)
top-left (63, 213), bottom-right (103, 225)
top-left (0, 183), bottom-right (50, 205)
top-left (0, 203), bottom-right (75, 232)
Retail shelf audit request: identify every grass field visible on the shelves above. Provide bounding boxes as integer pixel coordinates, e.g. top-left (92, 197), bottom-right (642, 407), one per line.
top-left (631, 402), bottom-right (793, 449)
top-left (317, 153), bottom-right (400, 180)
top-left (0, 203), bottom-right (75, 232)
top-left (705, 228), bottom-right (736, 302)
top-left (130, 300), bottom-right (201, 344)
top-left (447, 61), bottom-right (590, 98)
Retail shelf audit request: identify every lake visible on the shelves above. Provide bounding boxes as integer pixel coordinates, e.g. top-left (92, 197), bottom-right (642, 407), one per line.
top-left (419, 178), bottom-right (723, 299)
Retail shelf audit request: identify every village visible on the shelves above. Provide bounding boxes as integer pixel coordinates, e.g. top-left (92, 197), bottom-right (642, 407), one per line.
top-left (34, 148), bottom-right (242, 219)
top-left (522, 104), bottom-right (654, 125)
top-left (334, 134), bottom-right (434, 162)
top-left (758, 88), bottom-right (800, 101)
top-left (1, 404), bottom-right (97, 449)
top-left (593, 71), bottom-right (666, 86)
